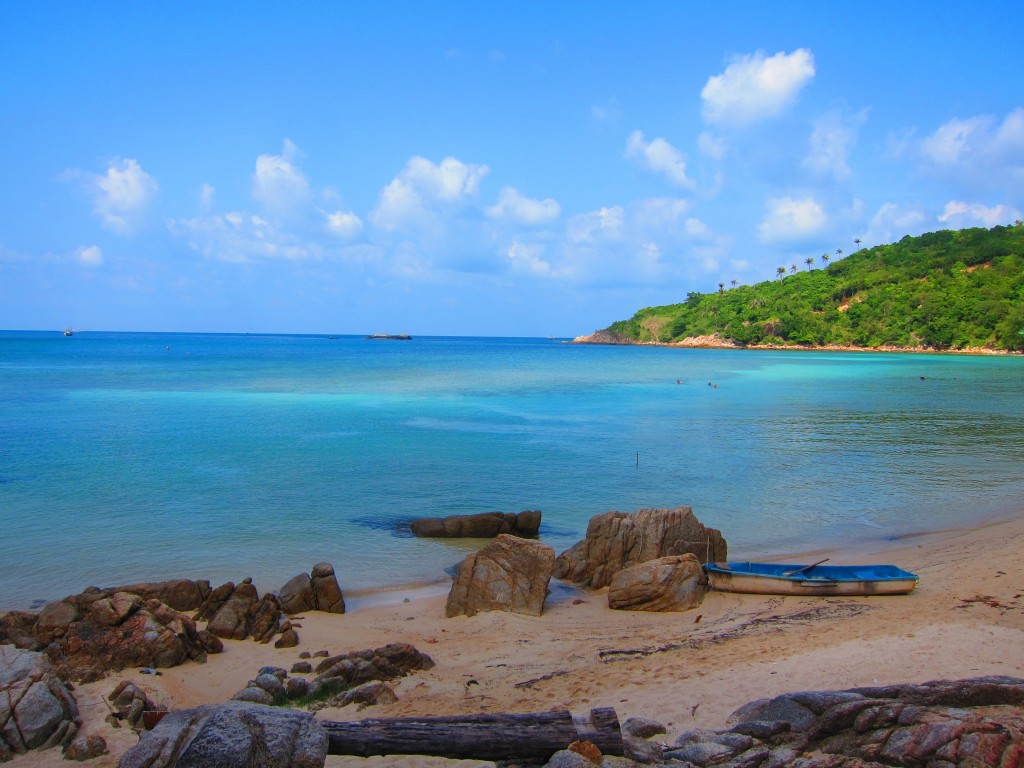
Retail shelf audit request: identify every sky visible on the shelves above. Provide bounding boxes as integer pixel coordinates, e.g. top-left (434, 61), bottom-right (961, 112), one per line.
top-left (2, 2), bottom-right (1022, 337)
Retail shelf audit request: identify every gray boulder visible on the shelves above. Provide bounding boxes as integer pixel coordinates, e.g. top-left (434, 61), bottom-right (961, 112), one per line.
top-left (0, 645), bottom-right (81, 760)
top-left (555, 506), bottom-right (727, 589)
top-left (117, 700), bottom-right (327, 768)
top-left (278, 563), bottom-right (345, 615)
top-left (445, 534), bottom-right (555, 617)
top-left (607, 553), bottom-right (708, 612)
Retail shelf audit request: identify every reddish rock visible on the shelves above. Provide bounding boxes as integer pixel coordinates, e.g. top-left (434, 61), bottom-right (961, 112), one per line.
top-left (445, 534), bottom-right (555, 618)
top-left (607, 553), bottom-right (708, 611)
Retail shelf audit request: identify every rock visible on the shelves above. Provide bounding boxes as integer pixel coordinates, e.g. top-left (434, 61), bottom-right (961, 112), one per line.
top-left (554, 507), bottom-right (727, 589)
top-left (286, 676), bottom-right (311, 700)
top-left (314, 643), bottom-right (434, 689)
top-left (35, 601), bottom-right (82, 637)
top-left (252, 673), bottom-right (286, 700)
top-left (607, 553), bottom-right (708, 612)
top-left (291, 661), bottom-right (313, 674)
top-left (60, 598), bottom-right (210, 682)
top-left (623, 716), bottom-right (667, 738)
top-left (108, 680), bottom-right (155, 727)
top-left (117, 701), bottom-right (327, 768)
top-left (275, 627), bottom-right (300, 648)
top-left (258, 665), bottom-right (288, 679)
top-left (278, 573), bottom-right (316, 614)
top-left (250, 593), bottom-right (283, 643)
top-left (205, 580), bottom-right (259, 640)
top-left (64, 733), bottom-right (108, 761)
top-left (278, 563), bottom-right (346, 616)
top-left (337, 680), bottom-right (398, 709)
top-left (193, 580), bottom-right (236, 622)
top-left (544, 749), bottom-right (600, 768)
top-left (445, 534), bottom-right (555, 617)
top-left (103, 579), bottom-right (211, 612)
top-left (410, 510), bottom-right (542, 538)
top-left (311, 562), bottom-right (346, 614)
top-left (232, 686), bottom-right (274, 705)
top-left (0, 646), bottom-right (81, 759)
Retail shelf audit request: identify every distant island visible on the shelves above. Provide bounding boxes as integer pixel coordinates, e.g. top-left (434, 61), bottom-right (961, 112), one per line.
top-left (576, 224), bottom-right (1024, 353)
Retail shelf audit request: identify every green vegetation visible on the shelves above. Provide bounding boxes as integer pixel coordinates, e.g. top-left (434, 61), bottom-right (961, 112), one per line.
top-left (601, 225), bottom-right (1024, 352)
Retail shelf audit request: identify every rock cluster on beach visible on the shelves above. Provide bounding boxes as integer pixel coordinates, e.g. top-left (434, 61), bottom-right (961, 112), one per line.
top-left (278, 562), bottom-right (347, 615)
top-left (555, 506), bottom-right (727, 589)
top-left (0, 646), bottom-right (81, 761)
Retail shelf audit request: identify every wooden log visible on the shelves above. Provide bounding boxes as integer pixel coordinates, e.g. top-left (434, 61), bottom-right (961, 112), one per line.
top-left (323, 707), bottom-right (623, 761)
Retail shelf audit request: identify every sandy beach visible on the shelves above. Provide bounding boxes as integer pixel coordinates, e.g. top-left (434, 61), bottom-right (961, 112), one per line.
top-left (10, 513), bottom-right (1024, 767)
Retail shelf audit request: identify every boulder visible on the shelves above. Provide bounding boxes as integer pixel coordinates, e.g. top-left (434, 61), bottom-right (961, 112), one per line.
top-left (607, 553), bottom-right (708, 611)
top-left (205, 580), bottom-right (261, 640)
top-left (313, 643), bottom-right (434, 689)
top-left (117, 701), bottom-right (328, 768)
top-left (410, 510), bottom-right (542, 538)
top-left (278, 563), bottom-right (346, 615)
top-left (0, 646), bottom-right (81, 759)
top-left (445, 534), bottom-right (555, 618)
top-left (101, 579), bottom-right (211, 612)
top-left (108, 680), bottom-right (156, 728)
top-left (64, 733), bottom-right (108, 761)
top-left (60, 598), bottom-right (211, 682)
top-left (554, 506), bottom-right (727, 589)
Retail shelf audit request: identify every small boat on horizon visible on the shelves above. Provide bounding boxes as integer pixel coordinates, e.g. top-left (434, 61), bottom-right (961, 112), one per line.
top-left (703, 559), bottom-right (919, 596)
top-left (366, 333), bottom-right (412, 340)
top-left (63, 328), bottom-right (74, 336)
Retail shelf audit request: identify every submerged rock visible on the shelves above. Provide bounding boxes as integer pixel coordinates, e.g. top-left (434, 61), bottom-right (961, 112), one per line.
top-left (410, 510), bottom-right (542, 538)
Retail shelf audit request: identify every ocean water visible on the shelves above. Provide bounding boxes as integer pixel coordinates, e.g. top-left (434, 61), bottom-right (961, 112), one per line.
top-left (1, 330), bottom-right (1022, 610)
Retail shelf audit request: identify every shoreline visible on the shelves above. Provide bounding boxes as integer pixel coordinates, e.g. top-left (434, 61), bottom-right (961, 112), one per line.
top-left (572, 331), bottom-right (1021, 355)
top-left (5, 510), bottom-right (1024, 767)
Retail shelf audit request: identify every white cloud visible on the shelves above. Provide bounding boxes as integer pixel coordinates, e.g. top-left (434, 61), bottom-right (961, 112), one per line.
top-left (685, 217), bottom-right (712, 239)
top-left (370, 156), bottom-right (489, 232)
top-left (252, 139), bottom-right (311, 216)
top-left (82, 158), bottom-right (158, 233)
top-left (919, 108), bottom-right (1024, 183)
top-left (698, 131), bottom-right (727, 160)
top-left (701, 48), bottom-right (815, 126)
top-left (625, 130), bottom-right (694, 187)
top-left (938, 201), bottom-right (1020, 228)
top-left (506, 240), bottom-right (554, 276)
top-left (171, 212), bottom-right (319, 263)
top-left (803, 109), bottom-right (867, 180)
top-left (632, 197), bottom-right (691, 228)
top-left (75, 245), bottom-right (103, 267)
top-left (198, 183), bottom-right (215, 211)
top-left (325, 210), bottom-right (363, 238)
top-left (567, 206), bottom-right (625, 244)
top-left (758, 196), bottom-right (827, 242)
top-left (486, 187), bottom-right (560, 225)
top-left (861, 202), bottom-right (928, 247)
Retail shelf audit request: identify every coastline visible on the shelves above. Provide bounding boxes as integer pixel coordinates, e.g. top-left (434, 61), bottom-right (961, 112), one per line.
top-left (8, 509), bottom-right (1024, 767)
top-left (572, 331), bottom-right (1020, 355)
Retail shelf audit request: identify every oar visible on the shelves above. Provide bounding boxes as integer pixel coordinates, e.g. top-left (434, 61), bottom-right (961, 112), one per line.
top-left (784, 558), bottom-right (829, 577)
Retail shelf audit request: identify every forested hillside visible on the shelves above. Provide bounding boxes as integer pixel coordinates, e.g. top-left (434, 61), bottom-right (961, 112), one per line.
top-left (596, 225), bottom-right (1024, 351)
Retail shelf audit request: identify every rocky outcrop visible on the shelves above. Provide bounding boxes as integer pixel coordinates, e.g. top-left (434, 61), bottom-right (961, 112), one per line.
top-left (410, 510), bottom-right (542, 538)
top-left (0, 646), bottom-right (81, 761)
top-left (446, 534), bottom-right (555, 618)
top-left (117, 701), bottom-right (327, 768)
top-left (278, 562), bottom-right (346, 615)
top-left (629, 676), bottom-right (1024, 768)
top-left (198, 579), bottom-right (284, 643)
top-left (607, 553), bottom-right (708, 612)
top-left (314, 643), bottom-right (434, 689)
top-left (554, 507), bottom-right (727, 589)
top-left (107, 680), bottom-right (157, 729)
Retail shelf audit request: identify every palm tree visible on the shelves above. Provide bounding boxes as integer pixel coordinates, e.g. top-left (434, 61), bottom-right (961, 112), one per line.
top-left (804, 256), bottom-right (814, 271)
top-left (836, 248), bottom-right (843, 258)
top-left (790, 264), bottom-right (798, 275)
top-left (718, 282), bottom-right (725, 294)
top-left (730, 279), bottom-right (738, 288)
top-left (821, 252), bottom-right (830, 266)
top-left (854, 238), bottom-right (862, 248)
top-left (776, 266), bottom-right (786, 280)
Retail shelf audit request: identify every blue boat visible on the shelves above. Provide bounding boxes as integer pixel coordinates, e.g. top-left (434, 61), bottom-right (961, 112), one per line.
top-left (703, 559), bottom-right (919, 596)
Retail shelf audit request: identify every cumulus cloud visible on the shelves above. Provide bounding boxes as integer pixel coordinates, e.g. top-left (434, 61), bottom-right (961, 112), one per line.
top-left (171, 212), bottom-right (319, 263)
top-left (567, 206), bottom-right (625, 244)
top-left (861, 202), bottom-right (928, 247)
top-left (78, 158), bottom-right (158, 233)
top-left (702, 48), bottom-right (815, 126)
top-left (506, 240), bottom-right (555, 276)
top-left (625, 130), bottom-right (694, 187)
top-left (758, 195), bottom-right (827, 242)
top-left (938, 201), bottom-right (1021, 228)
top-left (370, 156), bottom-right (489, 232)
top-left (803, 109), bottom-right (867, 180)
top-left (75, 245), bottom-right (103, 267)
top-left (486, 187), bottom-right (560, 225)
top-left (918, 109), bottom-right (1024, 190)
top-left (325, 210), bottom-right (363, 238)
top-left (252, 139), bottom-right (311, 216)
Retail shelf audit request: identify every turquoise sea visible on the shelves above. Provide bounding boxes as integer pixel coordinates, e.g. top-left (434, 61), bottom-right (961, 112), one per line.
top-left (2, 331), bottom-right (1023, 610)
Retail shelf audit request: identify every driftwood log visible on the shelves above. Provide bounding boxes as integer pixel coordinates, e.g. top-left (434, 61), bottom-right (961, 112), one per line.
top-left (323, 707), bottom-right (623, 761)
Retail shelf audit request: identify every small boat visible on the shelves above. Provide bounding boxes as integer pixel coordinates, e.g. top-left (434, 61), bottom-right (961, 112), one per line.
top-left (703, 560), bottom-right (919, 596)
top-left (63, 328), bottom-right (74, 336)
top-left (366, 333), bottom-right (412, 340)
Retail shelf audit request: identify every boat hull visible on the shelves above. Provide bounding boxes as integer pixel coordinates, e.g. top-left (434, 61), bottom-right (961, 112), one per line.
top-left (704, 562), bottom-right (919, 596)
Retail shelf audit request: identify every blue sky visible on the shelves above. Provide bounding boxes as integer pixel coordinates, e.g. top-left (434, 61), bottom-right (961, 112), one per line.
top-left (2, 2), bottom-right (1022, 337)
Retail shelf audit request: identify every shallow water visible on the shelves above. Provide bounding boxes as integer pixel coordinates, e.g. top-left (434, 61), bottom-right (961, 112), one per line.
top-left (2, 331), bottom-right (1022, 609)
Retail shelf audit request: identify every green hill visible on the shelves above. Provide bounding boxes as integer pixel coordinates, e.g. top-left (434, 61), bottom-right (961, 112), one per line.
top-left (591, 225), bottom-right (1024, 352)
